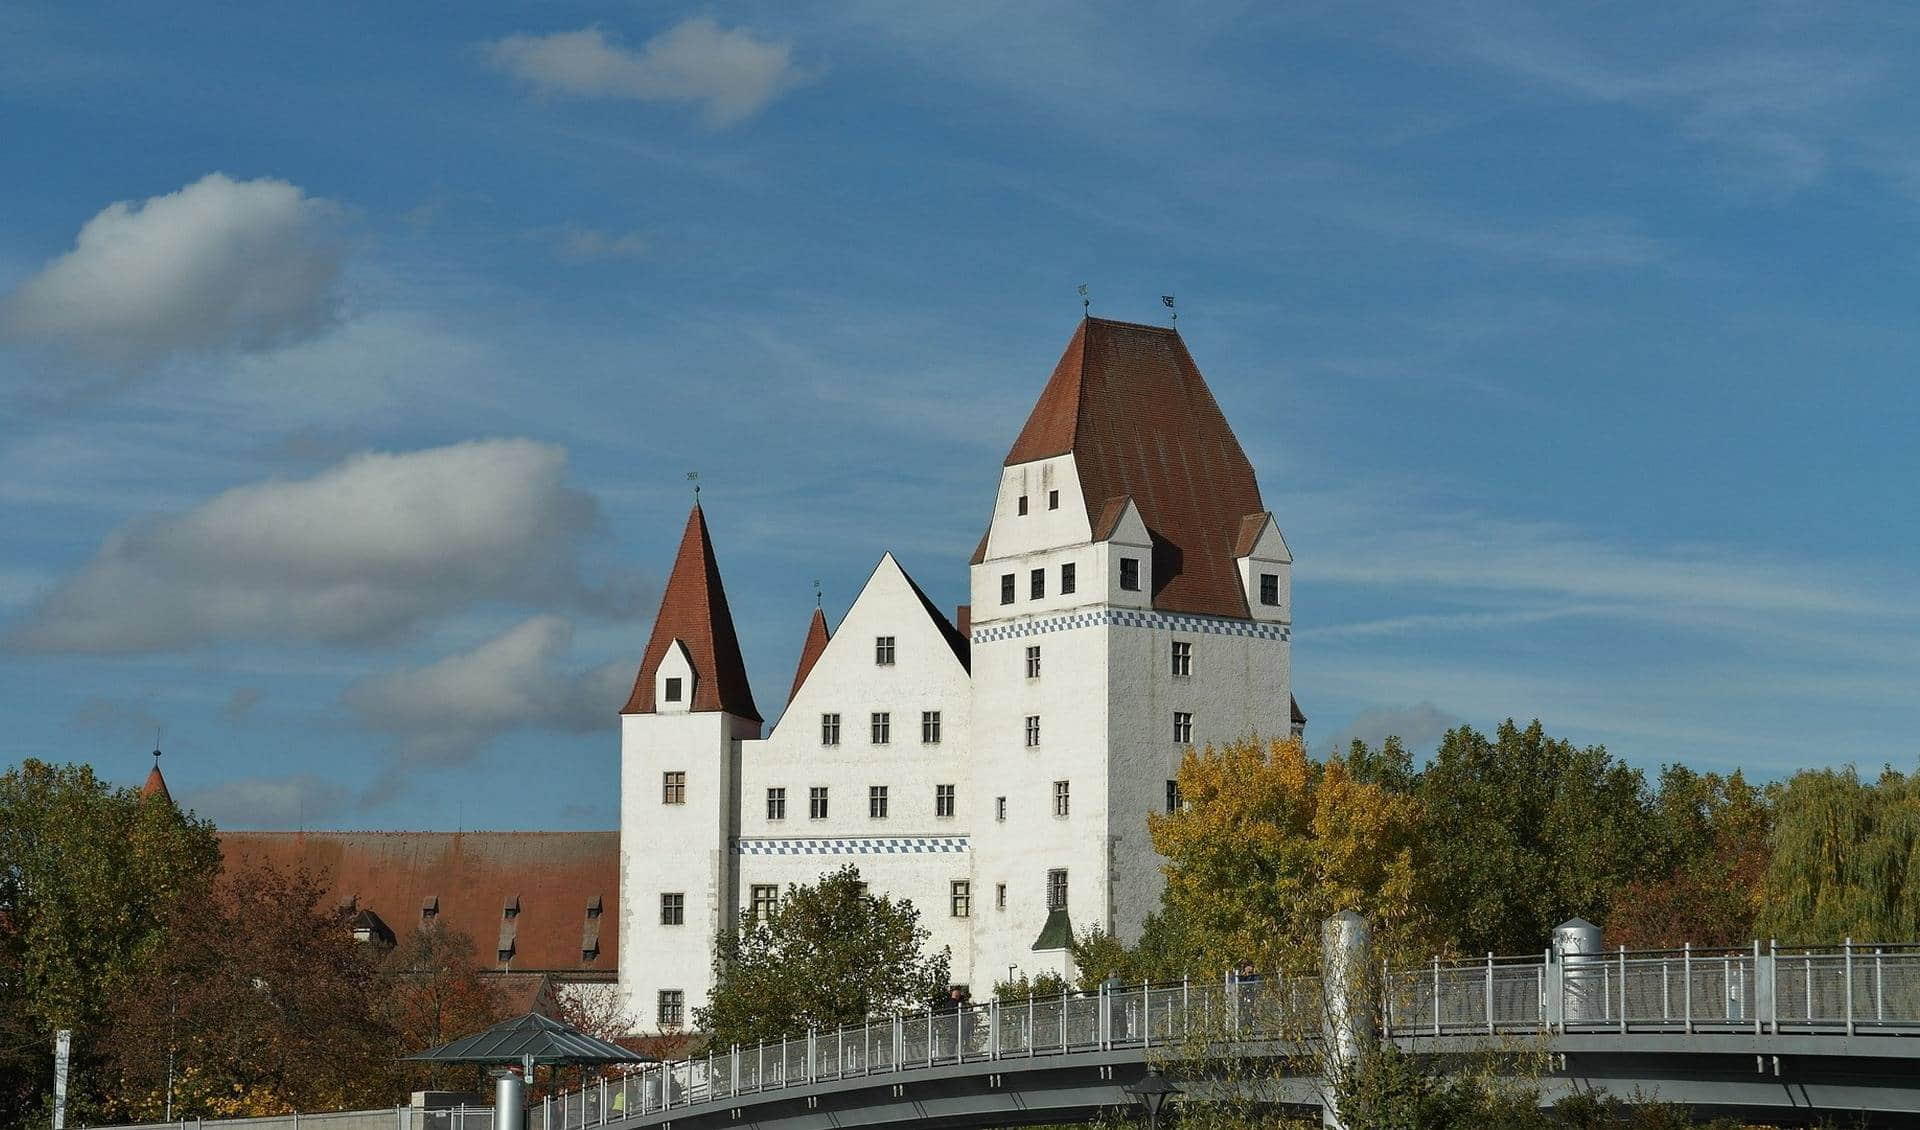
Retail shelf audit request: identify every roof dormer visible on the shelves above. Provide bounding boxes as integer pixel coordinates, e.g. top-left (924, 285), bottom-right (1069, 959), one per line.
top-left (655, 640), bottom-right (697, 715)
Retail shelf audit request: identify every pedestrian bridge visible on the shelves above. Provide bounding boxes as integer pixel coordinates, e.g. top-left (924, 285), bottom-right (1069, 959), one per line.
top-left (540, 943), bottom-right (1920, 1129)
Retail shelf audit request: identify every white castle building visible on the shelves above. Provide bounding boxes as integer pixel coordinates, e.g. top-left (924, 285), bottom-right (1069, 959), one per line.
top-left (617, 317), bottom-right (1302, 1032)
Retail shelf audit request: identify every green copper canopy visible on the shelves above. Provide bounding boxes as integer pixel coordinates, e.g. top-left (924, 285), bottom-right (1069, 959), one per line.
top-left (406, 1012), bottom-right (653, 1066)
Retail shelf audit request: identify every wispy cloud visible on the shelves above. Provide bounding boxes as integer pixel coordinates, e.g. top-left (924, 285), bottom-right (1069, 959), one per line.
top-left (179, 773), bottom-right (355, 828)
top-left (552, 226), bottom-right (648, 262)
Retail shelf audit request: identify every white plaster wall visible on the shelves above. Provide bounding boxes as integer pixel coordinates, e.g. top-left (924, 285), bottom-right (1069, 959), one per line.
top-left (981, 455), bottom-right (1092, 560)
top-left (736, 553), bottom-right (977, 984)
top-left (618, 706), bottom-right (753, 1031)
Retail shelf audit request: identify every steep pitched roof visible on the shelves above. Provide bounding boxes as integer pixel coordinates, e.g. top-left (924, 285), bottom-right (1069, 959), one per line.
top-left (997, 318), bottom-right (1266, 619)
top-left (621, 504), bottom-right (761, 722)
top-left (896, 557), bottom-right (971, 672)
top-left (787, 607), bottom-right (832, 703)
top-left (141, 760), bottom-right (171, 803)
top-left (1291, 694), bottom-right (1306, 726)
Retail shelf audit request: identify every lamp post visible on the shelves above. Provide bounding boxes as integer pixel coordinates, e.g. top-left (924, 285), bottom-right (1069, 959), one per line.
top-left (1123, 1066), bottom-right (1182, 1130)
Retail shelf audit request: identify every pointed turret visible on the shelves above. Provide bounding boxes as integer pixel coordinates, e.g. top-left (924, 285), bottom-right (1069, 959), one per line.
top-left (787, 607), bottom-right (831, 704)
top-left (976, 317), bottom-right (1265, 619)
top-left (141, 749), bottom-right (172, 804)
top-left (621, 504), bottom-right (761, 722)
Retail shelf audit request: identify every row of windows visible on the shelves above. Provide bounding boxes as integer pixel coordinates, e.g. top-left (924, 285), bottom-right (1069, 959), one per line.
top-left (1000, 562), bottom-right (1082, 604)
top-left (985, 780), bottom-right (1187, 822)
top-left (762, 784), bottom-right (959, 821)
top-left (820, 711), bottom-right (942, 745)
top-left (738, 868), bottom-right (1071, 926)
top-left (1014, 490), bottom-right (1061, 515)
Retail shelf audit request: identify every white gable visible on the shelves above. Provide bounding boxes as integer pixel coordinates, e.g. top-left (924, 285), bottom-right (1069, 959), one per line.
top-left (654, 639), bottom-right (696, 714)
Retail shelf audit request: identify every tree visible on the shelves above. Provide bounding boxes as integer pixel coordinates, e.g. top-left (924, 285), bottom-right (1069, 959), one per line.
top-left (1758, 766), bottom-right (1920, 944)
top-left (1147, 736), bottom-right (1427, 976)
top-left (382, 923), bottom-right (510, 1095)
top-left (102, 864), bottom-right (398, 1120)
top-left (1416, 721), bottom-right (1655, 955)
top-left (696, 865), bottom-right (950, 1048)
top-left (1609, 767), bottom-right (1772, 948)
top-left (0, 759), bottom-right (220, 1126)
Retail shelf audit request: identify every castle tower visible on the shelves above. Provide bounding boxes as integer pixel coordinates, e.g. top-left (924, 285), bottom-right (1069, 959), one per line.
top-left (967, 318), bottom-right (1293, 979)
top-left (618, 503), bottom-right (762, 1031)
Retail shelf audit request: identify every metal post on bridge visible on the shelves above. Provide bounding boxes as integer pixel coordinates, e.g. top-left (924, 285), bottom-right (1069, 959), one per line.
top-left (1846, 939), bottom-right (1856, 1037)
top-left (1320, 911), bottom-right (1372, 1130)
top-left (1554, 918), bottom-right (1604, 1028)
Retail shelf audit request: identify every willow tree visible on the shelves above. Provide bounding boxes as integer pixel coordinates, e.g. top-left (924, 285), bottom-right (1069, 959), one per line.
top-left (1758, 767), bottom-right (1920, 944)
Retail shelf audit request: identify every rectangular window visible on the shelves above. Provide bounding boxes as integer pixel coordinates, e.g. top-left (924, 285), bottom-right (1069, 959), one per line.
top-left (766, 787), bottom-right (787, 820)
top-left (868, 785), bottom-right (888, 818)
top-left (1260, 573), bottom-right (1280, 606)
top-left (1048, 489), bottom-right (1060, 510)
top-left (1025, 715), bottom-right (1040, 748)
top-left (1047, 869), bottom-right (1068, 911)
top-left (664, 677), bottom-right (683, 702)
top-left (1053, 779), bottom-right (1070, 817)
top-left (1030, 568), bottom-right (1045, 599)
top-left (749, 884), bottom-right (778, 919)
top-left (1120, 557), bottom-right (1141, 591)
top-left (659, 892), bottom-right (684, 926)
top-left (1000, 574), bottom-right (1015, 604)
top-left (1025, 645), bottom-right (1041, 679)
top-left (1166, 779), bottom-right (1182, 813)
top-left (951, 880), bottom-right (971, 918)
top-left (936, 783), bottom-right (955, 818)
top-left (996, 882), bottom-right (1007, 910)
top-left (809, 786), bottom-right (829, 819)
top-left (871, 712), bottom-right (891, 744)
top-left (875, 636), bottom-right (895, 665)
top-left (1171, 640), bottom-right (1192, 677)
top-left (1174, 711), bottom-right (1193, 744)
top-left (1060, 562), bottom-right (1075, 594)
top-left (661, 771), bottom-right (686, 805)
top-left (922, 710), bottom-right (941, 743)
top-left (1017, 494), bottom-right (1029, 515)
top-left (821, 713), bottom-right (841, 745)
top-left (658, 990), bottom-right (684, 1027)
top-left (995, 796), bottom-right (1007, 821)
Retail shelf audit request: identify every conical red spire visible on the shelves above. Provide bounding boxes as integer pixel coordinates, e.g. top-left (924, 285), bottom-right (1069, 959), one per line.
top-left (621, 504), bottom-right (761, 721)
top-left (141, 753), bottom-right (172, 803)
top-left (787, 607), bottom-right (831, 704)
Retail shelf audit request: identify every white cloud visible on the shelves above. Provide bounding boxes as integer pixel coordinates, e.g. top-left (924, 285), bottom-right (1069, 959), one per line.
top-left (223, 687), bottom-right (266, 721)
top-left (554, 227), bottom-right (649, 262)
top-left (344, 615), bottom-right (629, 762)
top-left (1320, 701), bottom-right (1459, 760)
top-left (0, 173), bottom-right (346, 361)
top-left (179, 774), bottom-right (355, 828)
top-left (486, 19), bottom-right (805, 127)
top-left (7, 439), bottom-right (641, 652)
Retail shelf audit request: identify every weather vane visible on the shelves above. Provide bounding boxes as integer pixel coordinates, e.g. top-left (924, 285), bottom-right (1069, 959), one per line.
top-left (1077, 283), bottom-right (1090, 313)
top-left (686, 470), bottom-right (700, 498)
top-left (1162, 294), bottom-right (1177, 325)
top-left (813, 578), bottom-right (822, 608)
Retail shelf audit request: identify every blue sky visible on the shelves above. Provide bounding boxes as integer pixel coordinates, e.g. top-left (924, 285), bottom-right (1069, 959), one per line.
top-left (2, 2), bottom-right (1915, 830)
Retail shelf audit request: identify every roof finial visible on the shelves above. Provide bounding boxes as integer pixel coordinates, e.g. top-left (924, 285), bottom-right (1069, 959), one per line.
top-left (812, 578), bottom-right (822, 608)
top-left (1077, 283), bottom-right (1090, 315)
top-left (686, 470), bottom-right (700, 499)
top-left (152, 725), bottom-right (163, 765)
top-left (1161, 293), bottom-right (1177, 325)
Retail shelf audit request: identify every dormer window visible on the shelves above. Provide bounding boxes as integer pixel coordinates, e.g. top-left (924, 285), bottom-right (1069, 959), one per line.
top-left (1120, 557), bottom-right (1141, 591)
top-left (1260, 573), bottom-right (1280, 606)
top-left (1017, 495), bottom-right (1029, 515)
top-left (421, 895), bottom-right (439, 921)
top-left (664, 677), bottom-right (683, 702)
top-left (1048, 490), bottom-right (1059, 510)
top-left (502, 895), bottom-right (520, 918)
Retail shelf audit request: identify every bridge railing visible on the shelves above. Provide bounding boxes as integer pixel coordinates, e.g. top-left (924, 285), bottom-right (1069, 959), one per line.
top-left (541, 942), bottom-right (1920, 1128)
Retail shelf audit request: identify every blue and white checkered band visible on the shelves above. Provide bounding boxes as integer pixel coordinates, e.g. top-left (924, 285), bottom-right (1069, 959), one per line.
top-left (970, 608), bottom-right (1290, 645)
top-left (733, 836), bottom-right (971, 856)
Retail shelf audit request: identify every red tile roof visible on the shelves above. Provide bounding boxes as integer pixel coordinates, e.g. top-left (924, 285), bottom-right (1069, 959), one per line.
top-left (787, 607), bottom-right (832, 703)
top-left (991, 318), bottom-right (1266, 619)
top-left (141, 763), bottom-right (171, 802)
top-left (1291, 694), bottom-right (1307, 726)
top-left (621, 504), bottom-right (761, 722)
top-left (1232, 511), bottom-right (1276, 558)
top-left (220, 830), bottom-right (618, 978)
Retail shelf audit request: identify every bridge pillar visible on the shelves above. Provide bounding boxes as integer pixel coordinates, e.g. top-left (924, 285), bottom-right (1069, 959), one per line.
top-left (1320, 910), bottom-right (1372, 1130)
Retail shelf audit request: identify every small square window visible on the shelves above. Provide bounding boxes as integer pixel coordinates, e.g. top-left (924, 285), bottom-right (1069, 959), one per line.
top-left (1171, 641), bottom-right (1192, 677)
top-left (1048, 489), bottom-right (1060, 510)
top-left (1017, 495), bottom-right (1029, 516)
top-left (658, 990), bottom-right (684, 1027)
top-left (821, 713), bottom-right (841, 745)
top-left (875, 636), bottom-right (895, 665)
top-left (1025, 715), bottom-right (1040, 748)
top-left (749, 884), bottom-right (778, 919)
top-left (922, 710), bottom-right (942, 743)
top-left (660, 892), bottom-right (684, 926)
top-left (1000, 574), bottom-right (1015, 605)
top-left (1030, 568), bottom-right (1045, 600)
top-left (869, 785), bottom-right (889, 819)
top-left (995, 883), bottom-right (1007, 910)
top-left (1173, 711), bottom-right (1193, 744)
top-left (1060, 562), bottom-right (1076, 594)
top-left (810, 787), bottom-right (829, 819)
top-left (951, 880), bottom-right (971, 918)
top-left (661, 771), bottom-right (686, 805)
top-left (1120, 557), bottom-right (1141, 591)
top-left (664, 677), bottom-right (683, 702)
top-left (1025, 645), bottom-right (1041, 679)
top-left (1053, 779), bottom-right (1070, 817)
top-left (995, 796), bottom-right (1007, 821)
top-left (1047, 869), bottom-right (1068, 911)
top-left (766, 787), bottom-right (786, 821)
top-left (1260, 573), bottom-right (1280, 607)
top-left (936, 783), bottom-right (955, 818)
top-left (871, 712), bottom-right (891, 744)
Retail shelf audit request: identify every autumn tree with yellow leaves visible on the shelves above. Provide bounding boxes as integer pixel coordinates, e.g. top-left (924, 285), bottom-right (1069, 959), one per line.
top-left (1147, 735), bottom-right (1429, 976)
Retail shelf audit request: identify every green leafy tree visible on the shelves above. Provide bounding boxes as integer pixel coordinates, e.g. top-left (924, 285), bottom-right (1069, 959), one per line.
top-left (1417, 720), bottom-right (1654, 955)
top-left (1609, 767), bottom-right (1773, 948)
top-left (0, 759), bottom-right (220, 1126)
top-left (1758, 766), bottom-right (1920, 944)
top-left (696, 865), bottom-right (950, 1048)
